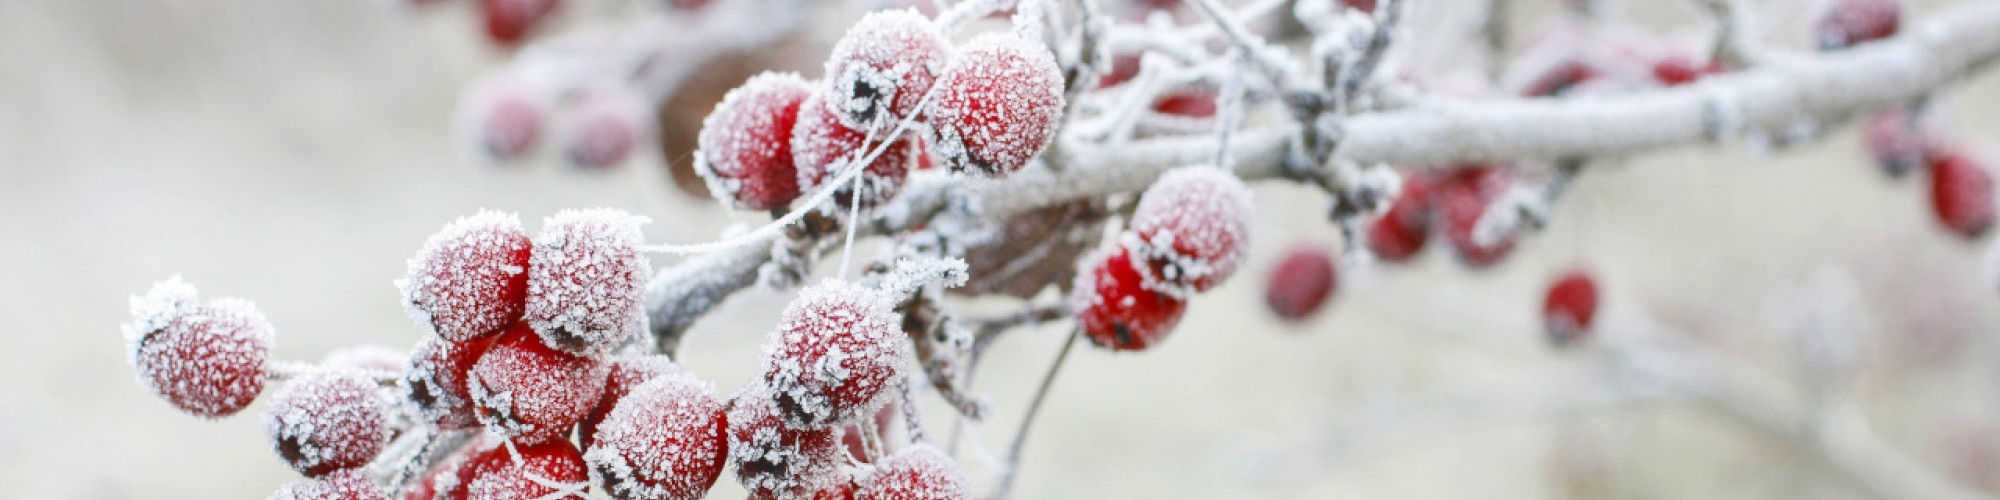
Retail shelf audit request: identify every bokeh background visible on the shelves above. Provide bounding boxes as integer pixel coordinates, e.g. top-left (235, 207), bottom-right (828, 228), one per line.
top-left (4, 0), bottom-right (1999, 498)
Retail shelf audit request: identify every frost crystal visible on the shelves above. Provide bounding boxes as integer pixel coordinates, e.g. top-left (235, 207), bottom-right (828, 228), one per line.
top-left (268, 468), bottom-right (387, 500)
top-left (525, 208), bottom-right (651, 356)
top-left (403, 335), bottom-right (493, 429)
top-left (124, 277), bottom-right (275, 418)
top-left (1071, 244), bottom-right (1188, 351)
top-left (1127, 167), bottom-right (1255, 295)
top-left (822, 8), bottom-right (952, 135)
top-left (398, 210), bottom-right (533, 343)
top-left (857, 444), bottom-right (968, 500)
top-left (695, 72), bottom-right (814, 211)
top-left (792, 92), bottom-right (915, 212)
top-left (583, 373), bottom-right (728, 500)
top-left (727, 382), bottom-right (842, 499)
top-left (465, 439), bottom-right (590, 500)
top-left (929, 33), bottom-right (1066, 178)
top-left (469, 324), bottom-right (608, 443)
top-left (759, 280), bottom-right (910, 428)
top-left (261, 370), bottom-right (389, 477)
top-left (580, 353), bottom-right (684, 451)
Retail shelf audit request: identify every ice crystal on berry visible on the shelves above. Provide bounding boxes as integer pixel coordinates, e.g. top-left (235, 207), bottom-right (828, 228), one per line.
top-left (823, 8), bottom-right (952, 135)
top-left (857, 444), bottom-right (968, 500)
top-left (760, 280), bottom-right (910, 428)
top-left (262, 370), bottom-right (390, 477)
top-left (727, 383), bottom-right (842, 499)
top-left (404, 335), bottom-right (494, 429)
top-left (469, 324), bottom-right (609, 443)
top-left (1127, 167), bottom-right (1255, 296)
top-left (525, 208), bottom-right (651, 356)
top-left (269, 468), bottom-right (388, 500)
top-left (400, 210), bottom-right (533, 344)
top-left (928, 33), bottom-right (1066, 178)
top-left (124, 277), bottom-right (274, 418)
top-left (583, 373), bottom-right (728, 500)
top-left (1072, 244), bottom-right (1187, 351)
top-left (696, 72), bottom-right (815, 211)
top-left (792, 92), bottom-right (914, 211)
top-left (466, 439), bottom-right (591, 499)
top-left (581, 354), bottom-right (684, 451)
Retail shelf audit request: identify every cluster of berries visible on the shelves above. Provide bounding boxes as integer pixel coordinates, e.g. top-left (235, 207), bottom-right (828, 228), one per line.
top-left (460, 76), bottom-right (655, 170)
top-left (1364, 166), bottom-right (1522, 268)
top-left (694, 9), bottom-right (1065, 213)
top-left (1070, 167), bottom-right (1255, 351)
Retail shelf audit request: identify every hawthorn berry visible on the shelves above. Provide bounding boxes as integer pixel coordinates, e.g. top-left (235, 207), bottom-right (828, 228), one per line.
top-left (1367, 170), bottom-right (1434, 262)
top-left (269, 468), bottom-right (387, 500)
top-left (404, 335), bottom-right (494, 429)
top-left (399, 210), bottom-right (533, 344)
top-left (822, 9), bottom-right (952, 135)
top-left (580, 354), bottom-right (683, 451)
top-left (262, 370), bottom-right (390, 477)
top-left (123, 277), bottom-right (274, 418)
top-left (466, 439), bottom-right (591, 499)
top-left (759, 280), bottom-right (910, 428)
top-left (1543, 269), bottom-right (1600, 347)
top-left (928, 33), bottom-right (1066, 178)
top-left (792, 92), bottom-right (915, 211)
top-left (1817, 0), bottom-right (1901, 50)
top-left (1651, 54), bottom-right (1721, 87)
top-left (1095, 52), bottom-right (1143, 89)
top-left (1152, 88), bottom-right (1219, 118)
top-left (809, 475), bottom-right (861, 500)
top-left (856, 444), bottom-right (969, 500)
top-left (583, 373), bottom-right (728, 500)
top-left (1865, 108), bottom-right (1932, 178)
top-left (1071, 244), bottom-right (1188, 351)
top-left (1127, 167), bottom-right (1256, 295)
top-left (409, 441), bottom-right (498, 500)
top-left (1265, 244), bottom-right (1338, 322)
top-left (524, 208), bottom-right (651, 356)
top-left (696, 72), bottom-right (815, 211)
top-left (1929, 147), bottom-right (1997, 239)
top-left (469, 323), bottom-right (608, 444)
top-left (727, 383), bottom-right (842, 499)
top-left (563, 89), bottom-right (652, 169)
top-left (480, 0), bottom-right (560, 47)
top-left (1436, 165), bottom-right (1517, 267)
top-left (461, 76), bottom-right (548, 161)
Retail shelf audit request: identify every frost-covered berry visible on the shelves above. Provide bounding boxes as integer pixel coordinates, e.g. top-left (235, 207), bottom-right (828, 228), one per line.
top-left (269, 468), bottom-right (387, 500)
top-left (480, 0), bottom-right (560, 46)
top-left (1071, 244), bottom-right (1188, 351)
top-left (1929, 147), bottom-right (1997, 239)
top-left (262, 371), bottom-right (389, 477)
top-left (123, 277), bottom-right (274, 418)
top-left (460, 76), bottom-right (549, 161)
top-left (793, 92), bottom-right (914, 211)
top-left (856, 444), bottom-right (968, 500)
top-left (400, 210), bottom-right (533, 344)
top-left (469, 324), bottom-right (609, 443)
top-left (1543, 269), bottom-right (1600, 347)
top-left (525, 208), bottom-right (651, 356)
top-left (809, 477), bottom-right (861, 500)
top-left (409, 441), bottom-right (498, 500)
top-left (760, 280), bottom-right (910, 428)
top-left (1865, 108), bottom-right (1932, 178)
top-left (466, 439), bottom-right (591, 500)
top-left (564, 89), bottom-right (653, 169)
top-left (822, 9), bottom-right (952, 135)
top-left (581, 354), bottom-right (683, 451)
top-left (727, 383), bottom-right (842, 499)
top-left (928, 33), bottom-right (1066, 178)
top-left (1265, 244), bottom-right (1337, 322)
top-left (583, 373), bottom-right (728, 500)
top-left (696, 72), bottom-right (815, 211)
top-left (1127, 167), bottom-right (1255, 295)
top-left (1152, 88), bottom-right (1218, 118)
top-left (1367, 170), bottom-right (1434, 263)
top-left (1651, 54), bottom-right (1721, 87)
top-left (1817, 0), bottom-right (1900, 50)
top-left (1437, 166), bottom-right (1517, 267)
top-left (404, 335), bottom-right (494, 429)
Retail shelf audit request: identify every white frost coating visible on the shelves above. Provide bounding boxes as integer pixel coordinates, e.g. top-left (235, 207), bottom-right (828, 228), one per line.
top-left (261, 369), bottom-right (389, 475)
top-left (123, 277), bottom-right (276, 418)
top-left (268, 468), bottom-right (386, 500)
top-left (525, 208), bottom-right (652, 356)
top-left (319, 344), bottom-right (406, 376)
top-left (929, 32), bottom-right (1067, 177)
top-left (823, 8), bottom-right (953, 135)
top-left (583, 373), bottom-right (726, 500)
top-left (857, 443), bottom-right (968, 500)
top-left (726, 383), bottom-right (842, 499)
top-left (792, 92), bottom-right (912, 211)
top-left (1127, 167), bottom-right (1255, 294)
top-left (123, 276), bottom-right (200, 368)
top-left (469, 328), bottom-right (609, 443)
top-left (695, 72), bottom-right (814, 211)
top-left (759, 280), bottom-right (910, 428)
top-left (869, 255), bottom-right (969, 297)
top-left (397, 210), bottom-right (531, 343)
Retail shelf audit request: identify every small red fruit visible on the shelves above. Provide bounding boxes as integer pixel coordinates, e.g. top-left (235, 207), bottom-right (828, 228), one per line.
top-left (1650, 54), bottom-right (1721, 87)
top-left (124, 277), bottom-right (274, 418)
top-left (583, 373), bottom-right (729, 500)
top-left (400, 210), bottom-right (533, 344)
top-left (525, 208), bottom-right (651, 356)
top-left (1865, 108), bottom-right (1932, 178)
top-left (580, 354), bottom-right (683, 451)
top-left (262, 370), bottom-right (390, 477)
top-left (1366, 170), bottom-right (1434, 262)
top-left (469, 324), bottom-right (608, 444)
top-left (1543, 269), bottom-right (1600, 347)
top-left (1127, 167), bottom-right (1256, 295)
top-left (480, 0), bottom-right (560, 47)
top-left (1151, 88), bottom-right (1219, 118)
top-left (1929, 147), bottom-right (1997, 239)
top-left (1817, 0), bottom-right (1901, 50)
top-left (563, 89), bottom-right (651, 169)
top-left (726, 383), bottom-right (842, 499)
top-left (928, 33), bottom-right (1066, 178)
top-left (822, 9), bottom-right (952, 135)
top-left (696, 72), bottom-right (815, 211)
top-left (461, 77), bottom-right (547, 161)
top-left (465, 439), bottom-right (591, 499)
top-left (760, 280), bottom-right (910, 428)
top-left (856, 444), bottom-right (969, 500)
top-left (1436, 166), bottom-right (1517, 267)
top-left (791, 92), bottom-right (915, 211)
top-left (404, 335), bottom-right (495, 430)
top-left (1264, 244), bottom-right (1337, 322)
top-left (1071, 244), bottom-right (1188, 351)
top-left (269, 468), bottom-right (388, 500)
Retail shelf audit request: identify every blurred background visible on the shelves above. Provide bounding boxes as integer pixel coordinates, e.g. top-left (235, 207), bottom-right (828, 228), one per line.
top-left (3, 0), bottom-right (1999, 498)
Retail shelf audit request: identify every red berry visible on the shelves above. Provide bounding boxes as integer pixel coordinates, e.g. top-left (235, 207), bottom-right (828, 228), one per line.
top-left (822, 9), bottom-right (952, 135)
top-left (1929, 147), bottom-right (1997, 239)
top-left (856, 444), bottom-right (968, 500)
top-left (469, 324), bottom-right (608, 444)
top-left (928, 33), bottom-right (1066, 178)
top-left (409, 441), bottom-right (497, 500)
top-left (564, 89), bottom-right (651, 169)
top-left (1071, 244), bottom-right (1188, 351)
top-left (404, 335), bottom-right (494, 429)
top-left (760, 280), bottom-right (909, 428)
top-left (1436, 166), bottom-right (1517, 267)
top-left (461, 76), bottom-right (547, 161)
top-left (1650, 54), bottom-right (1721, 87)
top-left (1152, 88), bottom-right (1218, 118)
top-left (1264, 244), bottom-right (1338, 322)
top-left (809, 475), bottom-right (861, 500)
top-left (480, 0), bottom-right (559, 47)
top-left (580, 354), bottom-right (683, 451)
top-left (400, 210), bottom-right (533, 344)
top-left (792, 92), bottom-right (915, 211)
top-left (726, 383), bottom-right (842, 499)
top-left (262, 370), bottom-right (390, 477)
top-left (583, 373), bottom-right (728, 500)
top-left (1127, 167), bottom-right (1256, 295)
top-left (1865, 108), bottom-right (1932, 178)
top-left (270, 468), bottom-right (388, 500)
top-left (1095, 52), bottom-right (1142, 89)
top-left (696, 72), bottom-right (815, 211)
top-left (466, 439), bottom-right (590, 499)
top-left (123, 278), bottom-right (273, 418)
top-left (1366, 170), bottom-right (1434, 262)
top-left (525, 208), bottom-right (651, 356)
top-left (1817, 0), bottom-right (1900, 50)
top-left (1522, 60), bottom-right (1599, 98)
top-left (1543, 269), bottom-right (1600, 347)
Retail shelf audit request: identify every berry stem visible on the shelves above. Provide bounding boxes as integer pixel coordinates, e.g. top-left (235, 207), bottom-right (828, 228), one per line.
top-left (995, 326), bottom-right (1079, 500)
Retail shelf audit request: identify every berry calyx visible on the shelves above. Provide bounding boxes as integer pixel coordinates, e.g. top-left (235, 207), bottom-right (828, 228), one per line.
top-left (469, 324), bottom-right (609, 444)
top-left (269, 468), bottom-right (388, 500)
top-left (1817, 0), bottom-right (1901, 50)
top-left (727, 383), bottom-right (842, 499)
top-left (1543, 269), bottom-right (1600, 347)
top-left (822, 9), bottom-right (952, 135)
top-left (696, 72), bottom-right (815, 211)
top-left (583, 373), bottom-right (728, 500)
top-left (1366, 170), bottom-right (1434, 262)
top-left (524, 208), bottom-right (651, 356)
top-left (792, 92), bottom-right (915, 211)
top-left (123, 277), bottom-right (274, 418)
top-left (1929, 147), bottom-right (1997, 239)
top-left (1072, 244), bottom-right (1188, 351)
top-left (580, 354), bottom-right (683, 451)
top-left (262, 370), bottom-right (390, 477)
top-left (759, 280), bottom-right (910, 428)
top-left (1264, 244), bottom-right (1338, 322)
top-left (399, 210), bottom-right (533, 344)
top-left (404, 335), bottom-right (495, 429)
top-left (1127, 167), bottom-right (1256, 295)
top-left (856, 444), bottom-right (969, 500)
top-left (928, 33), bottom-right (1066, 178)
